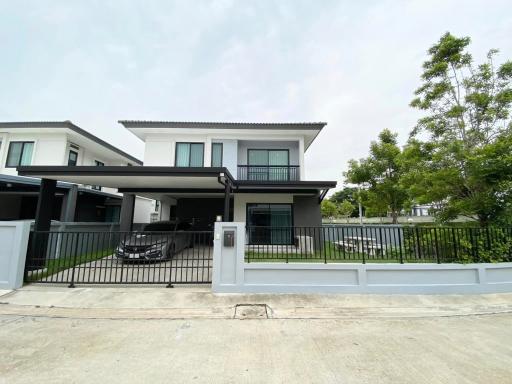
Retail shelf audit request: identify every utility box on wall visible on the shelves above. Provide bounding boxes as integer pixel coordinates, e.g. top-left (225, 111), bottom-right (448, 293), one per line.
top-left (223, 230), bottom-right (235, 247)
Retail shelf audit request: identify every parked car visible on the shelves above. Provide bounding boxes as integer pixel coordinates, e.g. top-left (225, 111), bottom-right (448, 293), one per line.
top-left (115, 221), bottom-right (192, 262)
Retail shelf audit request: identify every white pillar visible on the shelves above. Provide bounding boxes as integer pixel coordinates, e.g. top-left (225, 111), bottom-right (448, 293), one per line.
top-left (0, 221), bottom-right (30, 289)
top-left (212, 222), bottom-right (245, 292)
top-left (298, 137), bottom-right (305, 180)
top-left (204, 137), bottom-right (212, 167)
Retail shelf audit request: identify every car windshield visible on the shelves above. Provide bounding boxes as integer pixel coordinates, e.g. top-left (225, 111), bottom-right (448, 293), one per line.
top-left (143, 222), bottom-right (176, 232)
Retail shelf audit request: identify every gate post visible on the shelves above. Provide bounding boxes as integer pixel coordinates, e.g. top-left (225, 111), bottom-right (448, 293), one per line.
top-left (212, 222), bottom-right (245, 293)
top-left (0, 221), bottom-right (30, 289)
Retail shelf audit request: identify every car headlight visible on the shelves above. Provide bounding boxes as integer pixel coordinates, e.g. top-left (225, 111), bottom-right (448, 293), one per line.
top-left (148, 244), bottom-right (166, 252)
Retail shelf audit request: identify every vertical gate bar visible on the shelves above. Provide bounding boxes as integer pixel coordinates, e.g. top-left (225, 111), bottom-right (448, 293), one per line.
top-left (398, 226), bottom-right (404, 264)
top-left (167, 232), bottom-right (174, 288)
top-left (68, 233), bottom-right (79, 288)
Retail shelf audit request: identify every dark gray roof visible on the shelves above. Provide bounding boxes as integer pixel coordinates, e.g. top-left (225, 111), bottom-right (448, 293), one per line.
top-left (118, 120), bottom-right (326, 130)
top-left (0, 121), bottom-right (142, 165)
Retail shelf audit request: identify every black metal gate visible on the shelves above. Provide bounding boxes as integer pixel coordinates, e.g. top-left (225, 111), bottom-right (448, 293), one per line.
top-left (24, 230), bottom-right (214, 286)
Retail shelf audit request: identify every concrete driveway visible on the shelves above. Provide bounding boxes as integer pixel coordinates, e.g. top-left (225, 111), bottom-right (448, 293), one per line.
top-left (1, 287), bottom-right (511, 384)
top-left (35, 246), bottom-right (213, 285)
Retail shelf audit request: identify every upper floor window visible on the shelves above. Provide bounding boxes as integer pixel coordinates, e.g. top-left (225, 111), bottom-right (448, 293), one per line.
top-left (6, 141), bottom-right (34, 168)
top-left (68, 150), bottom-right (78, 166)
top-left (175, 143), bottom-right (204, 167)
top-left (211, 143), bottom-right (223, 167)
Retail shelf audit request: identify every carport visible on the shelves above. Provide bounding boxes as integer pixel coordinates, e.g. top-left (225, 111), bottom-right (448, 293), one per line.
top-left (17, 166), bottom-right (235, 234)
top-left (17, 166), bottom-right (235, 286)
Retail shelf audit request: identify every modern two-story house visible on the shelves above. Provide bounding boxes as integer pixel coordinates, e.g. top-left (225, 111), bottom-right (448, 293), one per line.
top-left (18, 121), bottom-right (336, 245)
top-left (0, 121), bottom-right (153, 222)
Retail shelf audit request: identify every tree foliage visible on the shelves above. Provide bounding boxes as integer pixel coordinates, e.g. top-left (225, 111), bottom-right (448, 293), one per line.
top-left (321, 200), bottom-right (338, 219)
top-left (344, 129), bottom-right (408, 223)
top-left (329, 187), bottom-right (360, 217)
top-left (405, 32), bottom-right (512, 226)
top-left (321, 198), bottom-right (356, 221)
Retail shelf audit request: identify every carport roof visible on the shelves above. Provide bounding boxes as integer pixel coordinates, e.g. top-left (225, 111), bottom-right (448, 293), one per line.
top-left (0, 173), bottom-right (122, 199)
top-left (16, 166), bottom-right (336, 194)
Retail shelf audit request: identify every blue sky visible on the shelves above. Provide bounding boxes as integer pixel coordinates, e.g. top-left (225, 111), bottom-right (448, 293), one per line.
top-left (1, 0), bottom-right (511, 189)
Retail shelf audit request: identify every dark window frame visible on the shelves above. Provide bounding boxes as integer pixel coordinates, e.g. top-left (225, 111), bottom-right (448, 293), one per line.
top-left (175, 142), bottom-right (205, 167)
top-left (68, 150), bottom-right (78, 166)
top-left (211, 142), bottom-right (223, 167)
top-left (5, 141), bottom-right (35, 168)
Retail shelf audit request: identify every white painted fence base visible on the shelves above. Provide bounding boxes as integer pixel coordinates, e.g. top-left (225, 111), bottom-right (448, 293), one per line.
top-left (0, 221), bottom-right (30, 290)
top-left (212, 222), bottom-right (512, 294)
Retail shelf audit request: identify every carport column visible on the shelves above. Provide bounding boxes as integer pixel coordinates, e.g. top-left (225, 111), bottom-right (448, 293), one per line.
top-left (34, 179), bottom-right (57, 232)
top-left (31, 178), bottom-right (57, 269)
top-left (120, 193), bottom-right (135, 232)
top-left (224, 182), bottom-right (231, 221)
top-left (60, 184), bottom-right (78, 222)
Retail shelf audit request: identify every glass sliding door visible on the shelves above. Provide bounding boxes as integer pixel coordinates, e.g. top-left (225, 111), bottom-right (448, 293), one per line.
top-left (247, 149), bottom-right (268, 180)
top-left (247, 149), bottom-right (289, 181)
top-left (247, 203), bottom-right (293, 245)
top-left (268, 150), bottom-right (289, 180)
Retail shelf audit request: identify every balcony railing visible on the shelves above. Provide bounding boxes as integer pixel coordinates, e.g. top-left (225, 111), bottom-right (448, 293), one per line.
top-left (237, 165), bottom-right (300, 181)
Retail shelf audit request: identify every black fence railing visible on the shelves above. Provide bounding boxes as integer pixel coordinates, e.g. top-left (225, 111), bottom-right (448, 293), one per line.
top-left (245, 226), bottom-right (512, 264)
top-left (237, 165), bottom-right (300, 181)
top-left (25, 230), bottom-right (214, 286)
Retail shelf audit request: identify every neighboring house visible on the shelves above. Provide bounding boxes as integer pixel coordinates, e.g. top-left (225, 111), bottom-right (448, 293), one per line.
top-left (0, 121), bottom-right (153, 223)
top-left (18, 121), bottom-right (336, 245)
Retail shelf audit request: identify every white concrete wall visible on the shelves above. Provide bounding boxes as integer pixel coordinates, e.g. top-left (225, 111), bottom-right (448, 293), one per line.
top-left (0, 132), bottom-right (68, 175)
top-left (141, 133), bottom-right (305, 180)
top-left (133, 196), bottom-right (153, 223)
top-left (212, 222), bottom-right (512, 294)
top-left (0, 221), bottom-right (30, 289)
top-left (213, 139), bottom-right (237, 177)
top-left (233, 194), bottom-right (294, 223)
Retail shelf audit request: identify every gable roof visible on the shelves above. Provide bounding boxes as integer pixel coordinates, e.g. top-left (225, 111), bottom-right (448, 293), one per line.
top-left (0, 121), bottom-right (142, 165)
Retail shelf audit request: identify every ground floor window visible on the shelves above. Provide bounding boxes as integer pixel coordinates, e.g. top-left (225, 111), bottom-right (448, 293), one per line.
top-left (246, 203), bottom-right (293, 245)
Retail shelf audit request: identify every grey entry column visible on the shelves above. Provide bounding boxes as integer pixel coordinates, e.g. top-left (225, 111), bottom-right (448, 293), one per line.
top-left (60, 185), bottom-right (78, 222)
top-left (119, 193), bottom-right (135, 232)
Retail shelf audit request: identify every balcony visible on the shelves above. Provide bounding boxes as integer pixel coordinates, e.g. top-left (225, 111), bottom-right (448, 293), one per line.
top-left (237, 165), bottom-right (300, 181)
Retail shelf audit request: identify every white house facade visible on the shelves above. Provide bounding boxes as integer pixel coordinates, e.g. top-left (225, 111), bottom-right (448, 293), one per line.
top-left (18, 121), bottom-right (336, 242)
top-left (0, 121), bottom-right (153, 223)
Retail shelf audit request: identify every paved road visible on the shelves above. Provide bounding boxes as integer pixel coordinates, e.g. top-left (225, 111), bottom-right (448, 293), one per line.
top-left (1, 288), bottom-right (511, 384)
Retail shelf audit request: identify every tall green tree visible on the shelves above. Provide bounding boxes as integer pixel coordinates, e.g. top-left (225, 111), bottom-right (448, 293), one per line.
top-left (345, 129), bottom-right (408, 224)
top-left (407, 32), bottom-right (512, 225)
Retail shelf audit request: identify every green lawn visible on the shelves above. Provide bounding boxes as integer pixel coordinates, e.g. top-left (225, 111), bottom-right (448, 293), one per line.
top-left (245, 241), bottom-right (438, 264)
top-left (25, 248), bottom-right (114, 282)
